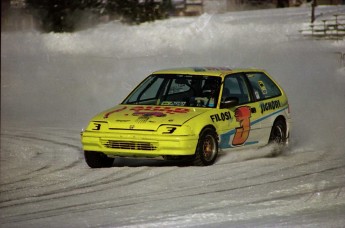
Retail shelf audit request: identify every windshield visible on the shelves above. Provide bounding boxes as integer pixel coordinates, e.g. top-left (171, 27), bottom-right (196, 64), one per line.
top-left (122, 74), bottom-right (222, 108)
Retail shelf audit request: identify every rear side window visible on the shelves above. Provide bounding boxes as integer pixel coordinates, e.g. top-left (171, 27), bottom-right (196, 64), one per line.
top-left (246, 73), bottom-right (281, 101)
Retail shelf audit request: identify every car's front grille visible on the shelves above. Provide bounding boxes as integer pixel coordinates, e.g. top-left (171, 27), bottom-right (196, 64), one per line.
top-left (101, 140), bottom-right (157, 151)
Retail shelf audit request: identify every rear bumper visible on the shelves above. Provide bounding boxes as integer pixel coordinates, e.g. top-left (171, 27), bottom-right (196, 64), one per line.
top-left (81, 131), bottom-right (198, 157)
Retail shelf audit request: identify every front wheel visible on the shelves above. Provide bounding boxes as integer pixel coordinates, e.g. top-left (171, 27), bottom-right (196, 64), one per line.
top-left (193, 128), bottom-right (218, 166)
top-left (84, 151), bottom-right (114, 168)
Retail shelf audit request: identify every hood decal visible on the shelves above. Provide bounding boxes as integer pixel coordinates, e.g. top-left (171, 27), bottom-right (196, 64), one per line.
top-left (131, 106), bottom-right (190, 116)
top-left (104, 106), bottom-right (127, 119)
top-left (104, 105), bottom-right (191, 119)
top-left (101, 105), bottom-right (208, 130)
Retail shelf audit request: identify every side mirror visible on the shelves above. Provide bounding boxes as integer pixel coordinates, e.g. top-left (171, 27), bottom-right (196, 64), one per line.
top-left (220, 97), bottom-right (239, 109)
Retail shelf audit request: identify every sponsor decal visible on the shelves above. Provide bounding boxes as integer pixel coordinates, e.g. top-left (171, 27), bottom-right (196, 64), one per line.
top-left (104, 106), bottom-right (190, 119)
top-left (220, 105), bottom-right (288, 149)
top-left (194, 67), bottom-right (232, 72)
top-left (104, 106), bottom-right (127, 119)
top-left (260, 100), bottom-right (281, 114)
top-left (258, 80), bottom-right (267, 95)
top-left (136, 116), bottom-right (151, 123)
top-left (254, 90), bottom-right (261, 100)
top-left (134, 112), bottom-right (166, 117)
top-left (130, 106), bottom-right (190, 122)
top-left (205, 67), bottom-right (232, 71)
top-left (130, 106), bottom-right (190, 117)
top-left (161, 101), bottom-right (186, 106)
top-left (210, 111), bottom-right (231, 122)
top-left (232, 106), bottom-right (251, 146)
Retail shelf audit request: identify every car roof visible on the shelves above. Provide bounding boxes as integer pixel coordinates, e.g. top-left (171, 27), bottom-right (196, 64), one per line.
top-left (152, 67), bottom-right (264, 77)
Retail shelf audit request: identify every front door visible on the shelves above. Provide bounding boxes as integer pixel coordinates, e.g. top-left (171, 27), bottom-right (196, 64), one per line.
top-left (219, 73), bottom-right (264, 149)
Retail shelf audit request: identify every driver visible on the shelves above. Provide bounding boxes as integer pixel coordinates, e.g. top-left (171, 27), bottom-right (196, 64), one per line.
top-left (201, 78), bottom-right (220, 107)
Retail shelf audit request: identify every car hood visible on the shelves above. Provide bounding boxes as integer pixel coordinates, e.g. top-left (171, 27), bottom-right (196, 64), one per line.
top-left (95, 105), bottom-right (209, 131)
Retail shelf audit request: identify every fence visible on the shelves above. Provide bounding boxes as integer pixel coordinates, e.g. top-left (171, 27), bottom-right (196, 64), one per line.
top-left (300, 14), bottom-right (345, 40)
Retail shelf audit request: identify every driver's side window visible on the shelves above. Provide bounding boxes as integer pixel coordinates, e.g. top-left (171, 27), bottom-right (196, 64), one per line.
top-left (223, 74), bottom-right (251, 105)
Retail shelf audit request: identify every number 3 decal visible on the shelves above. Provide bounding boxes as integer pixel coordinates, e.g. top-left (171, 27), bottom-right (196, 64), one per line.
top-left (232, 106), bottom-right (251, 146)
top-left (92, 123), bottom-right (101, 130)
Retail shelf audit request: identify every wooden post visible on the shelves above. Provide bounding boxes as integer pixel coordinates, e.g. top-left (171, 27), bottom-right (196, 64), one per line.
top-left (322, 20), bottom-right (327, 36)
top-left (311, 0), bottom-right (317, 23)
top-left (334, 14), bottom-right (339, 39)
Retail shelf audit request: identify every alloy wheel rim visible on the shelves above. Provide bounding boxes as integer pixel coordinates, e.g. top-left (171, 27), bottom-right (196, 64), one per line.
top-left (203, 135), bottom-right (216, 161)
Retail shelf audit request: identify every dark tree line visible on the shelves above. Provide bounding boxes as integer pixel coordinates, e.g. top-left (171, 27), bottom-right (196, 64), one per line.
top-left (26, 0), bottom-right (172, 33)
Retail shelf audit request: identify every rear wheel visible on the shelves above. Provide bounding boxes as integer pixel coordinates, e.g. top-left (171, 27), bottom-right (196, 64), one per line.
top-left (269, 119), bottom-right (287, 155)
top-left (193, 128), bottom-right (218, 166)
top-left (84, 151), bottom-right (114, 168)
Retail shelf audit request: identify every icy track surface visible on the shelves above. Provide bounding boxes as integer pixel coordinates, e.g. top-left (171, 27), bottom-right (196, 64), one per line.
top-left (1, 6), bottom-right (345, 227)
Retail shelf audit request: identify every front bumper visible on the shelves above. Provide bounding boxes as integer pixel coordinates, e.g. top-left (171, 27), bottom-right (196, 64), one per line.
top-left (81, 130), bottom-right (199, 157)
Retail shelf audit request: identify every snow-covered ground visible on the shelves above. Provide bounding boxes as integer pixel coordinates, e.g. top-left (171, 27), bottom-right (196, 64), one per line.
top-left (1, 5), bottom-right (345, 227)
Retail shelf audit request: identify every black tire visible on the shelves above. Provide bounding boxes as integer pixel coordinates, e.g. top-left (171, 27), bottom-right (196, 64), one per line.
top-left (268, 119), bottom-right (287, 155)
top-left (193, 128), bottom-right (218, 166)
top-left (84, 151), bottom-right (114, 168)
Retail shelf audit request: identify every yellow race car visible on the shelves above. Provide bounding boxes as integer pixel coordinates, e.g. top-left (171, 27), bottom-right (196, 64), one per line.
top-left (81, 67), bottom-right (291, 167)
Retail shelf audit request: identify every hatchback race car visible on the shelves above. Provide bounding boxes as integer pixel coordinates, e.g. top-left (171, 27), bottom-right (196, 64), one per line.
top-left (81, 67), bottom-right (291, 167)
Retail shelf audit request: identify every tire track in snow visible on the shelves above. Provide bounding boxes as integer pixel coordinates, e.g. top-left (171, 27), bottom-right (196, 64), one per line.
top-left (1, 128), bottom-right (185, 225)
top-left (0, 132), bottom-right (83, 186)
top-left (4, 161), bottom-right (344, 225)
top-left (1, 126), bottom-right (345, 227)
